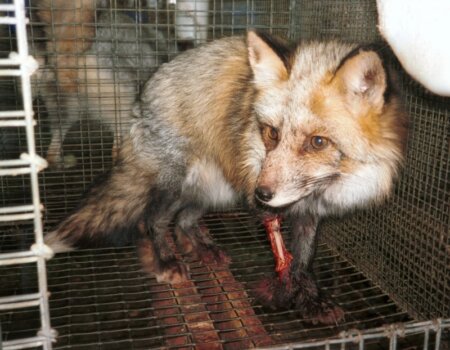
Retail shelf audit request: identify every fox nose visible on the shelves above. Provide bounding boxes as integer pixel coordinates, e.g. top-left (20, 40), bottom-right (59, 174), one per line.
top-left (255, 186), bottom-right (274, 203)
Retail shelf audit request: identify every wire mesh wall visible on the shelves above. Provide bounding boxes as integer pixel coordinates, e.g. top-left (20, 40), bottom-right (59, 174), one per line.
top-left (0, 0), bottom-right (449, 349)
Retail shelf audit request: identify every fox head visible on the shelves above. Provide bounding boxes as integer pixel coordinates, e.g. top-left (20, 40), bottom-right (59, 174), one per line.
top-left (246, 31), bottom-right (408, 215)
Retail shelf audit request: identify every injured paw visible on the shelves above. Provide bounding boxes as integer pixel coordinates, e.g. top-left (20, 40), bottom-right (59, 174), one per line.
top-left (253, 272), bottom-right (344, 325)
top-left (156, 259), bottom-right (190, 285)
top-left (138, 239), bottom-right (190, 284)
top-left (184, 242), bottom-right (231, 266)
top-left (304, 299), bottom-right (345, 325)
top-left (197, 244), bottom-right (231, 266)
top-left (253, 273), bottom-right (294, 310)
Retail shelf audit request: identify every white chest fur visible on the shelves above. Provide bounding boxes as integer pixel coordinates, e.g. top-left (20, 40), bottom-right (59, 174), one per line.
top-left (182, 159), bottom-right (239, 209)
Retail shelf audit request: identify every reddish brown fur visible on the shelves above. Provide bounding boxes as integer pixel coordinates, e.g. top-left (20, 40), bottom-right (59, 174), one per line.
top-left (310, 53), bottom-right (407, 164)
top-left (37, 0), bottom-right (96, 92)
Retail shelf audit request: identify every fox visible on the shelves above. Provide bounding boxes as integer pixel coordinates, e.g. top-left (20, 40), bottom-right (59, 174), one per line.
top-left (33, 0), bottom-right (170, 167)
top-left (45, 31), bottom-right (408, 324)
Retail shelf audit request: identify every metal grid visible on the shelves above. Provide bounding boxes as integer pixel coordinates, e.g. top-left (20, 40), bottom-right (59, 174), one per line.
top-left (289, 0), bottom-right (380, 42)
top-left (0, 0), bottom-right (449, 349)
top-left (0, 0), bottom-right (54, 349)
top-left (1, 213), bottom-right (449, 349)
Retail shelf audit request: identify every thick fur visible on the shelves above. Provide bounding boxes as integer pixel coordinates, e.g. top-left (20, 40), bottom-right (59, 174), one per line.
top-left (33, 0), bottom-right (168, 167)
top-left (46, 32), bottom-right (408, 323)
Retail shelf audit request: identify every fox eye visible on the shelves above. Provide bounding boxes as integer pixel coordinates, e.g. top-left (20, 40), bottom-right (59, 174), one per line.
top-left (310, 136), bottom-right (329, 150)
top-left (266, 126), bottom-right (278, 141)
top-left (261, 125), bottom-right (279, 150)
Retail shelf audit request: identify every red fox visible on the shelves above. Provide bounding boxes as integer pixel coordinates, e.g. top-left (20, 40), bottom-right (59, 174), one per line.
top-left (45, 31), bottom-right (408, 324)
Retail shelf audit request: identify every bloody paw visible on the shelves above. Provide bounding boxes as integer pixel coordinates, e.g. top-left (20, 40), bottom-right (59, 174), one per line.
top-left (253, 273), bottom-right (294, 310)
top-left (138, 239), bottom-right (190, 284)
top-left (299, 298), bottom-right (345, 325)
top-left (197, 244), bottom-right (231, 266)
top-left (254, 272), bottom-right (344, 325)
top-left (156, 259), bottom-right (190, 285)
top-left (253, 277), bottom-right (276, 307)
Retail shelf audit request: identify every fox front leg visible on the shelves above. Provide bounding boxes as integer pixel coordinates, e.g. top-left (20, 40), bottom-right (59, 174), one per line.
top-left (289, 215), bottom-right (344, 324)
top-left (256, 214), bottom-right (344, 324)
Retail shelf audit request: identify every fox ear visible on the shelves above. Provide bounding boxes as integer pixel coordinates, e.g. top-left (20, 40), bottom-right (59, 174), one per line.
top-left (247, 31), bottom-right (289, 85)
top-left (335, 49), bottom-right (387, 110)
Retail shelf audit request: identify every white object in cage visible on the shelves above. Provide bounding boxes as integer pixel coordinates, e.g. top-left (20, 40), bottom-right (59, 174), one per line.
top-left (175, 0), bottom-right (209, 44)
top-left (0, 0), bottom-right (55, 349)
top-left (377, 0), bottom-right (450, 96)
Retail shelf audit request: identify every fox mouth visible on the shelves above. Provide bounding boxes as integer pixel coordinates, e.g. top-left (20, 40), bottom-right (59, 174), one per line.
top-left (254, 198), bottom-right (292, 213)
top-left (254, 188), bottom-right (312, 212)
top-left (254, 192), bottom-right (312, 213)
top-left (254, 173), bottom-right (340, 210)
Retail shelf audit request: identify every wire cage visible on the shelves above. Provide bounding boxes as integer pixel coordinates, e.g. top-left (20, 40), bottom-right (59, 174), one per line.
top-left (1, 0), bottom-right (449, 349)
top-left (0, 1), bottom-right (54, 349)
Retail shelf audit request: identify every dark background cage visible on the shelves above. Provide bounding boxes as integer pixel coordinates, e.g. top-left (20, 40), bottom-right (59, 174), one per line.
top-left (0, 0), bottom-right (449, 349)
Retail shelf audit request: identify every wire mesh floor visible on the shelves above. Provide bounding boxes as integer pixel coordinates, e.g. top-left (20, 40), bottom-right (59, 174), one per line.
top-left (1, 213), bottom-right (448, 349)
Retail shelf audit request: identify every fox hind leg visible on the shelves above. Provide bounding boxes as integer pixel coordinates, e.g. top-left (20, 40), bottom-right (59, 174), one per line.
top-left (174, 205), bottom-right (231, 266)
top-left (141, 189), bottom-right (190, 284)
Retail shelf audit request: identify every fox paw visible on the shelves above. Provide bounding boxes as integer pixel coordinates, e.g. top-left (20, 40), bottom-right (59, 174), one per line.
top-left (197, 244), bottom-right (231, 266)
top-left (303, 299), bottom-right (345, 325)
top-left (182, 240), bottom-right (231, 266)
top-left (254, 273), bottom-right (344, 325)
top-left (253, 275), bottom-right (293, 310)
top-left (156, 259), bottom-right (190, 285)
top-left (138, 239), bottom-right (189, 284)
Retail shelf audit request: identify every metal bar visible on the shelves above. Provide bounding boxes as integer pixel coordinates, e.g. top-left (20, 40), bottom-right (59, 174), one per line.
top-left (434, 320), bottom-right (442, 350)
top-left (0, 159), bottom-right (30, 167)
top-left (258, 319), bottom-right (450, 349)
top-left (0, 59), bottom-right (21, 66)
top-left (0, 69), bottom-right (22, 76)
top-left (0, 293), bottom-right (41, 311)
top-left (0, 300), bottom-right (42, 311)
top-left (0, 255), bottom-right (38, 266)
top-left (0, 167), bottom-right (33, 177)
top-left (14, 0), bottom-right (53, 346)
top-left (2, 336), bottom-right (47, 350)
top-left (0, 4), bottom-right (16, 12)
top-left (0, 18), bottom-right (18, 25)
top-left (0, 1), bottom-right (54, 350)
top-left (390, 333), bottom-right (397, 350)
top-left (0, 120), bottom-right (29, 127)
top-left (0, 111), bottom-right (26, 118)
top-left (423, 328), bottom-right (430, 350)
top-left (0, 204), bottom-right (35, 214)
top-left (0, 249), bottom-right (41, 267)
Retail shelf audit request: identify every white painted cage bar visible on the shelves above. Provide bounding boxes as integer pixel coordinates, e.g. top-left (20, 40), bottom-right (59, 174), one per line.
top-left (0, 0), bottom-right (55, 349)
top-left (261, 319), bottom-right (450, 349)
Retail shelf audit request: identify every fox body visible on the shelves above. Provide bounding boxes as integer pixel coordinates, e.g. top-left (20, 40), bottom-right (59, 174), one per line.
top-left (46, 31), bottom-right (407, 323)
top-left (33, 0), bottom-right (169, 167)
